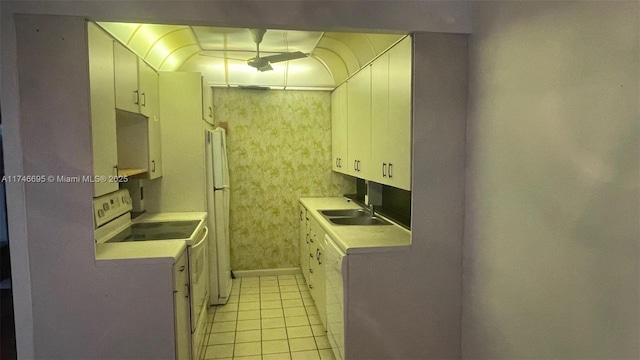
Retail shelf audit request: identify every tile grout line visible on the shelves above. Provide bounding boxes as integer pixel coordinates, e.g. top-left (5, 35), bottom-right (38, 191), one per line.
top-left (279, 275), bottom-right (293, 357)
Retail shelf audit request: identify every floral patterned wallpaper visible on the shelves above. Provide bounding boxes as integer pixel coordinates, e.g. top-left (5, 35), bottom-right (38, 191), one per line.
top-left (213, 88), bottom-right (355, 270)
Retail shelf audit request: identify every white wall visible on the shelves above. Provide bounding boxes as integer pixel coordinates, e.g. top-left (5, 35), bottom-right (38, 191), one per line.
top-left (463, 1), bottom-right (639, 358)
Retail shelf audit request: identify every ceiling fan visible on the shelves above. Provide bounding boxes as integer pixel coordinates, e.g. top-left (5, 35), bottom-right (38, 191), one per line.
top-left (200, 29), bottom-right (308, 72)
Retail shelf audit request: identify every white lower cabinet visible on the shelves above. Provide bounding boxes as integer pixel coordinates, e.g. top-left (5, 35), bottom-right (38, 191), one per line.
top-left (299, 204), bottom-right (310, 285)
top-left (173, 251), bottom-right (191, 360)
top-left (324, 234), bottom-right (345, 360)
top-left (299, 202), bottom-right (327, 329)
top-left (309, 217), bottom-right (327, 329)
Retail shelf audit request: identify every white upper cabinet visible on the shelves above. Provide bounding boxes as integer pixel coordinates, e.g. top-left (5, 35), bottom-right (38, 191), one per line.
top-left (114, 42), bottom-right (140, 114)
top-left (385, 37), bottom-right (412, 190)
top-left (201, 77), bottom-right (214, 125)
top-left (331, 83), bottom-right (348, 173)
top-left (346, 65), bottom-right (372, 178)
top-left (138, 62), bottom-right (162, 179)
top-left (371, 51), bottom-right (390, 184)
top-left (101, 31), bottom-right (162, 180)
top-left (331, 36), bottom-right (412, 190)
top-left (138, 60), bottom-right (159, 119)
top-left (114, 41), bottom-right (161, 121)
top-left (88, 22), bottom-right (119, 197)
top-left (371, 37), bottom-right (412, 190)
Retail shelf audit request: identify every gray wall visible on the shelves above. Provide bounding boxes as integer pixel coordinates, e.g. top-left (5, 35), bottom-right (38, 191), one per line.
top-left (1, 2), bottom-right (470, 358)
top-left (463, 1), bottom-right (639, 358)
top-left (2, 0), bottom-right (639, 358)
top-left (10, 14), bottom-right (185, 359)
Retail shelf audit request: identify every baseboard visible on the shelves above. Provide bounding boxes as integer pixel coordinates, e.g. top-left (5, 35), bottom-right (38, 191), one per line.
top-left (233, 268), bottom-right (302, 278)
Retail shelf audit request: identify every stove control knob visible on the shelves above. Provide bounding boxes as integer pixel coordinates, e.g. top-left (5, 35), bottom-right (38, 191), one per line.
top-left (102, 203), bottom-right (109, 211)
top-left (98, 209), bottom-right (105, 218)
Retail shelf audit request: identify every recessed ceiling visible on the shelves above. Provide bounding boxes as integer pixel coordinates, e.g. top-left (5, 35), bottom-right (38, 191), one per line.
top-left (97, 22), bottom-right (405, 90)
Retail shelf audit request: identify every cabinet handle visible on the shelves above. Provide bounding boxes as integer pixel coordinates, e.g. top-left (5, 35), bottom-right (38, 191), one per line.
top-left (300, 211), bottom-right (303, 221)
top-left (336, 158), bottom-right (339, 168)
top-left (179, 265), bottom-right (185, 272)
top-left (133, 90), bottom-right (139, 105)
top-left (354, 160), bottom-right (357, 171)
top-left (141, 92), bottom-right (146, 107)
top-left (318, 250), bottom-right (322, 265)
top-left (389, 163), bottom-right (393, 178)
top-left (209, 107), bottom-right (213, 118)
top-left (151, 160), bottom-right (156, 172)
top-left (309, 284), bottom-right (313, 289)
top-left (309, 268), bottom-right (314, 274)
top-left (113, 164), bottom-right (118, 176)
top-left (382, 163), bottom-right (387, 177)
top-left (357, 160), bottom-right (361, 172)
top-left (305, 233), bottom-right (310, 244)
top-left (310, 235), bottom-right (314, 243)
top-left (339, 158), bottom-right (342, 168)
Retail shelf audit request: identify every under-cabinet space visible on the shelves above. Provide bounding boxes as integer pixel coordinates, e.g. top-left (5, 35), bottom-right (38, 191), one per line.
top-left (116, 110), bottom-right (162, 179)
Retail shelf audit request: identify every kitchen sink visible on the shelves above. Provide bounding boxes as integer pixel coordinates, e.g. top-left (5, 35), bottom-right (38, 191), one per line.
top-left (320, 209), bottom-right (369, 217)
top-left (328, 216), bottom-right (392, 226)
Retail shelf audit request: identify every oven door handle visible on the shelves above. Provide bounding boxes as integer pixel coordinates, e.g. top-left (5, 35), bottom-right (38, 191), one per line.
top-left (192, 226), bottom-right (208, 249)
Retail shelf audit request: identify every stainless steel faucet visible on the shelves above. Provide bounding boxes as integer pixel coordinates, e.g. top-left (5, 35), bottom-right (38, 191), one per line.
top-left (368, 203), bottom-right (375, 216)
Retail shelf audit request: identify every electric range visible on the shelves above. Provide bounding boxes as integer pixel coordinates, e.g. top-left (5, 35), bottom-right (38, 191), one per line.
top-left (93, 189), bottom-right (210, 360)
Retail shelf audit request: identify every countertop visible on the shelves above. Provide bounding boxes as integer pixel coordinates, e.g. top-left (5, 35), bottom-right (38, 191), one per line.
top-left (95, 240), bottom-right (186, 266)
top-left (299, 197), bottom-right (411, 254)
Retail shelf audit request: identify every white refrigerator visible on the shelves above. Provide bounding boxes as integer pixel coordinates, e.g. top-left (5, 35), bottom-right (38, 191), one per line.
top-left (205, 127), bottom-right (232, 305)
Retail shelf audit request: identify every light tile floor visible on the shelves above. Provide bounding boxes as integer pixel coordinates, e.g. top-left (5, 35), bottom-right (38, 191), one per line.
top-left (203, 274), bottom-right (336, 360)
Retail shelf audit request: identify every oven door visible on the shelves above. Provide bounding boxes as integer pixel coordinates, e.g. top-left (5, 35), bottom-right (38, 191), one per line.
top-left (188, 226), bottom-right (209, 332)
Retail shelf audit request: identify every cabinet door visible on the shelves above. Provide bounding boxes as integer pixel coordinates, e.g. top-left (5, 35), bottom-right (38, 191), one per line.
top-left (331, 83), bottom-right (348, 174)
top-left (387, 37), bottom-right (412, 190)
top-left (346, 66), bottom-right (372, 178)
top-left (147, 114), bottom-right (162, 179)
top-left (173, 252), bottom-right (191, 360)
top-left (202, 77), bottom-right (214, 125)
top-left (139, 61), bottom-right (162, 179)
top-left (114, 42), bottom-right (140, 113)
top-left (88, 22), bottom-right (119, 197)
top-left (138, 60), bottom-right (157, 118)
top-left (299, 204), bottom-right (310, 284)
top-left (307, 216), bottom-right (317, 290)
top-left (314, 229), bottom-right (327, 329)
top-left (371, 52), bottom-right (390, 184)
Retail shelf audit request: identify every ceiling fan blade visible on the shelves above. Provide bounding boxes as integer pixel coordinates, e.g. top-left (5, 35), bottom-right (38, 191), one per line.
top-left (261, 51), bottom-right (308, 64)
top-left (257, 63), bottom-right (273, 72)
top-left (199, 53), bottom-right (247, 62)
